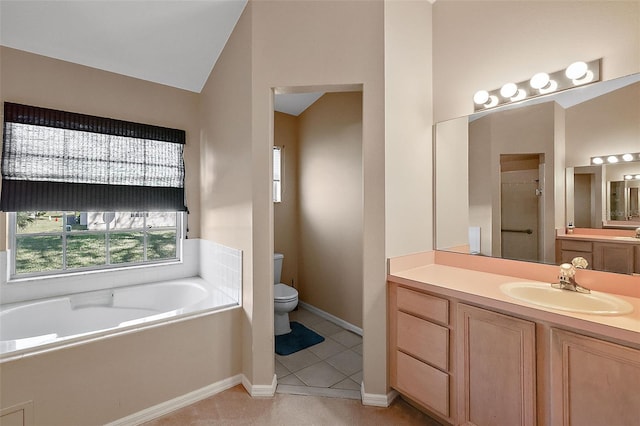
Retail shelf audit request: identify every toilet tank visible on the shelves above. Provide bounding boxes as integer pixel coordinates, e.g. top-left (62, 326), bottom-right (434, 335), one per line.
top-left (274, 253), bottom-right (284, 284)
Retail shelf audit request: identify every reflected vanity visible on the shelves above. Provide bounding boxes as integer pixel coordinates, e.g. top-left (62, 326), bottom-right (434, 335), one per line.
top-left (434, 72), bottom-right (640, 275)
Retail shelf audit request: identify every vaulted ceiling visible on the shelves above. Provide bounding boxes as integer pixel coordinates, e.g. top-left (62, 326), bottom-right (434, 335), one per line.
top-left (0, 0), bottom-right (247, 93)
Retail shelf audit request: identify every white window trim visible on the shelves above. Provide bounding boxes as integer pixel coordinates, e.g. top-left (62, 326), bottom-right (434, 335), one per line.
top-left (273, 145), bottom-right (283, 203)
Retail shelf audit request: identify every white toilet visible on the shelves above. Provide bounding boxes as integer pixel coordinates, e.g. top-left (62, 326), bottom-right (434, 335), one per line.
top-left (274, 253), bottom-right (299, 336)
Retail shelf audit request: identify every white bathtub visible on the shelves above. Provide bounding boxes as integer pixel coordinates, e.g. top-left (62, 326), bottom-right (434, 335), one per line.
top-left (0, 277), bottom-right (238, 357)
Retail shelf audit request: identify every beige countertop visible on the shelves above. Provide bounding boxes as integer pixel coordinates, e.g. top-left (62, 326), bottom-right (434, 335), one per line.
top-left (389, 259), bottom-right (640, 348)
top-left (557, 233), bottom-right (640, 244)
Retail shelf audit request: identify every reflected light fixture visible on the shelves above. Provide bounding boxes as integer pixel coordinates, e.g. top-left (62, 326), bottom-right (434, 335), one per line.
top-left (473, 59), bottom-right (601, 111)
top-left (591, 152), bottom-right (640, 166)
top-left (626, 174), bottom-right (640, 180)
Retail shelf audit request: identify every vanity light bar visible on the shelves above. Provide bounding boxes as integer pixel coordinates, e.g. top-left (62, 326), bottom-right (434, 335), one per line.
top-left (624, 174), bottom-right (640, 180)
top-left (591, 152), bottom-right (640, 166)
top-left (473, 59), bottom-right (601, 112)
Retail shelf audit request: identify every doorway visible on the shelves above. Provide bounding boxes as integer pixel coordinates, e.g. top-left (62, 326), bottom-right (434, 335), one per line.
top-left (272, 87), bottom-right (364, 397)
top-left (500, 154), bottom-right (543, 262)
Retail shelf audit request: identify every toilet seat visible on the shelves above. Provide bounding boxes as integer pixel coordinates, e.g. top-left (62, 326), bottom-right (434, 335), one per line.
top-left (274, 283), bottom-right (298, 302)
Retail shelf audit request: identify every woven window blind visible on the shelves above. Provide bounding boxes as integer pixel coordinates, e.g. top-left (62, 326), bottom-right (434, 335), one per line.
top-left (1, 103), bottom-right (186, 211)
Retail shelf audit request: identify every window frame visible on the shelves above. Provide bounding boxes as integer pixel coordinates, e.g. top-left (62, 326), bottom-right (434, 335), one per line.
top-left (273, 146), bottom-right (283, 203)
top-left (8, 211), bottom-right (184, 280)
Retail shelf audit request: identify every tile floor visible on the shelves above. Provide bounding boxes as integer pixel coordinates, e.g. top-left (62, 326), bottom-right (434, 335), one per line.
top-left (276, 307), bottom-right (363, 400)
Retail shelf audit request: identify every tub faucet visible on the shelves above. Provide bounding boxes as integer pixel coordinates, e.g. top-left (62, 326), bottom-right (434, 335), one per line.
top-left (552, 257), bottom-right (591, 294)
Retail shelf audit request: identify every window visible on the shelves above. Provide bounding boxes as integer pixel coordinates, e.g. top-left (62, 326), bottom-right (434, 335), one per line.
top-left (11, 211), bottom-right (180, 277)
top-left (273, 146), bottom-right (282, 203)
top-left (1, 103), bottom-right (187, 278)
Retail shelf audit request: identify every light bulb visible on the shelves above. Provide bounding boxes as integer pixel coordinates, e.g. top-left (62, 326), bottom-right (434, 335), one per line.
top-left (530, 72), bottom-right (550, 90)
top-left (622, 153), bottom-right (634, 162)
top-left (625, 175), bottom-right (633, 180)
top-left (511, 89), bottom-right (527, 101)
top-left (572, 70), bottom-right (594, 86)
top-left (636, 175), bottom-right (640, 180)
top-left (566, 61), bottom-right (588, 80)
top-left (500, 83), bottom-right (518, 99)
top-left (607, 155), bottom-right (619, 163)
top-left (473, 90), bottom-right (489, 105)
top-left (539, 80), bottom-right (558, 95)
top-left (485, 95), bottom-right (499, 108)
top-left (592, 157), bottom-right (604, 165)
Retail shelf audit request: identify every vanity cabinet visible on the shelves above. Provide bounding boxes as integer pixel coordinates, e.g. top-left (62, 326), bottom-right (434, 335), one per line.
top-left (457, 304), bottom-right (536, 426)
top-left (556, 237), bottom-right (639, 274)
top-left (550, 329), bottom-right (640, 425)
top-left (592, 242), bottom-right (634, 274)
top-left (556, 239), bottom-right (593, 267)
top-left (388, 279), bottom-right (639, 426)
top-left (389, 285), bottom-right (453, 423)
top-left (389, 284), bottom-right (536, 425)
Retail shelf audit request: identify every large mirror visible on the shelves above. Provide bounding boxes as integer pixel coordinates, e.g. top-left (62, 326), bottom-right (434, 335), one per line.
top-left (434, 72), bottom-right (640, 274)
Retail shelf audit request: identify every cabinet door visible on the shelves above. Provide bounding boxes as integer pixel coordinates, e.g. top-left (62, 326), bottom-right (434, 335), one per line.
top-left (592, 242), bottom-right (634, 274)
top-left (550, 329), bottom-right (640, 425)
top-left (457, 304), bottom-right (536, 426)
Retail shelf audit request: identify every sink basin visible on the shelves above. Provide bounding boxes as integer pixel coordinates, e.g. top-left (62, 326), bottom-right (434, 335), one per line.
top-left (500, 282), bottom-right (634, 315)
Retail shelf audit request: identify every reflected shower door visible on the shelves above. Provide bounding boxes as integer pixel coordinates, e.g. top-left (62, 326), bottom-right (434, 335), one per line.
top-left (501, 170), bottom-right (540, 262)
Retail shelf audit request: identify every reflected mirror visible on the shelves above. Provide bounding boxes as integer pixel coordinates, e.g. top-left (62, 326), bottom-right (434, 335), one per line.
top-left (434, 72), bottom-right (640, 274)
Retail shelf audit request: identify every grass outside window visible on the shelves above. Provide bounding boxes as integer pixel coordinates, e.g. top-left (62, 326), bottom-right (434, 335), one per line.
top-left (12, 211), bottom-right (180, 277)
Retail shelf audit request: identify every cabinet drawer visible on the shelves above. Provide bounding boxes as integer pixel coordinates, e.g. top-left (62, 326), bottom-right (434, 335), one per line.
top-left (397, 287), bottom-right (449, 324)
top-left (560, 239), bottom-right (592, 253)
top-left (397, 311), bottom-right (448, 371)
top-left (396, 350), bottom-right (449, 417)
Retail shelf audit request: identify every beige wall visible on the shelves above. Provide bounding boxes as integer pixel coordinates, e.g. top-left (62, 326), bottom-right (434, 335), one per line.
top-left (435, 116), bottom-right (469, 251)
top-left (273, 112), bottom-right (299, 288)
top-left (0, 46), bottom-right (202, 242)
top-left (385, 0), bottom-right (434, 258)
top-left (198, 4), bottom-right (258, 384)
top-left (297, 92), bottom-right (363, 328)
top-left (433, 1), bottom-right (640, 123)
top-left (250, 0), bottom-right (386, 393)
top-left (566, 82), bottom-right (640, 168)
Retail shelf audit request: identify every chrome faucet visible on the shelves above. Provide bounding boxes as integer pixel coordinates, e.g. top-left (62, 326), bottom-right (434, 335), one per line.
top-left (552, 257), bottom-right (591, 294)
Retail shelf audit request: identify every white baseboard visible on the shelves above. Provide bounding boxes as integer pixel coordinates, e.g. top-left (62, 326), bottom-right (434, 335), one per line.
top-left (107, 374), bottom-right (243, 426)
top-left (360, 382), bottom-right (399, 407)
top-left (241, 374), bottom-right (277, 397)
top-left (298, 301), bottom-right (363, 336)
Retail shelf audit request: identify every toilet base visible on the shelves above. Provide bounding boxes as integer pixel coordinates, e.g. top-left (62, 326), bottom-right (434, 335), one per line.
top-left (274, 312), bottom-right (292, 336)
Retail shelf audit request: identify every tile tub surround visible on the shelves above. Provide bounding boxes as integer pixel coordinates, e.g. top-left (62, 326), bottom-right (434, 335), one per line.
top-left (389, 251), bottom-right (640, 346)
top-left (275, 307), bottom-right (363, 400)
